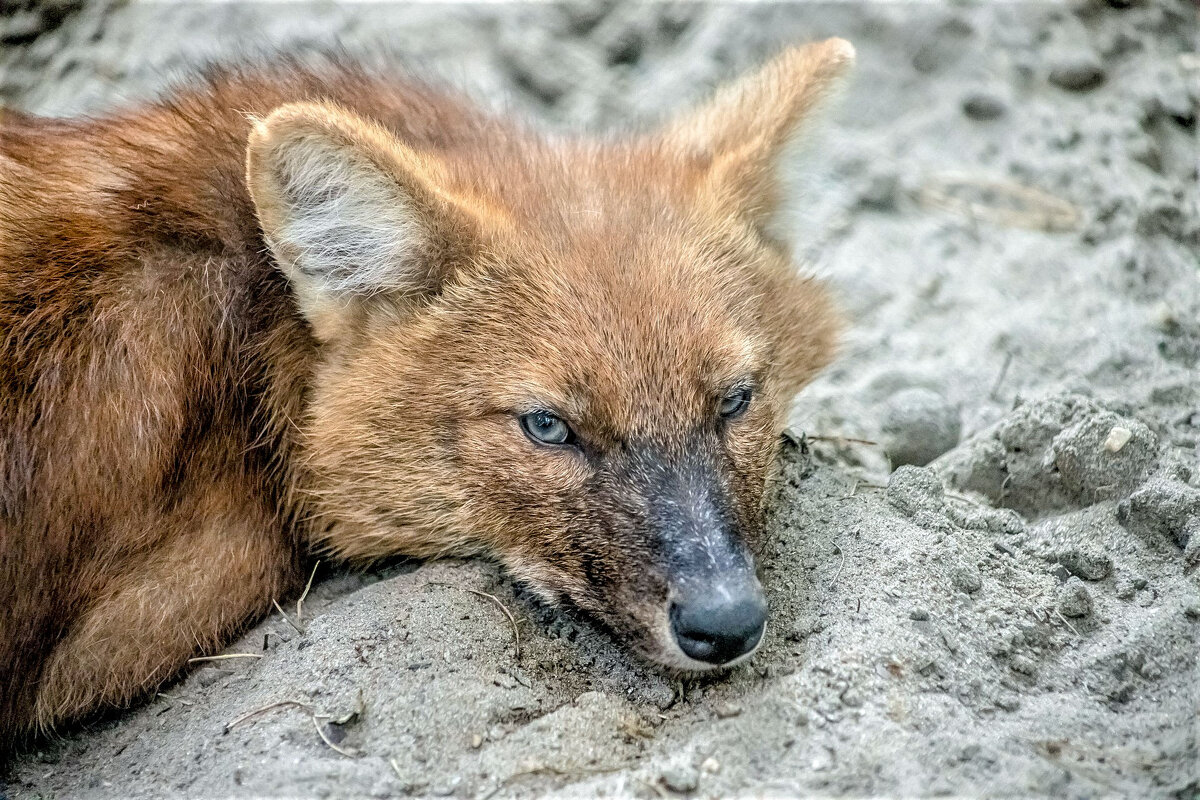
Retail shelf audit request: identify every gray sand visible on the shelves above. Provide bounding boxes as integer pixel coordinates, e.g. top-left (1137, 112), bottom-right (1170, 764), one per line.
top-left (2, 1), bottom-right (1198, 797)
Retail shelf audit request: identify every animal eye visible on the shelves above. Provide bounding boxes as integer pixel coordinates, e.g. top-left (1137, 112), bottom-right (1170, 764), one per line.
top-left (520, 411), bottom-right (573, 446)
top-left (719, 386), bottom-right (752, 419)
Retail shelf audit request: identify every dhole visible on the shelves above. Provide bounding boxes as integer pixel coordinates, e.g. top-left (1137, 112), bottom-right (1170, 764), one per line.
top-left (0, 39), bottom-right (852, 746)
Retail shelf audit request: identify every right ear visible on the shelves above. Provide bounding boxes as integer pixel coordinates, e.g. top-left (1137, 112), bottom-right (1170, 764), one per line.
top-left (657, 39), bottom-right (855, 236)
top-left (245, 102), bottom-right (481, 340)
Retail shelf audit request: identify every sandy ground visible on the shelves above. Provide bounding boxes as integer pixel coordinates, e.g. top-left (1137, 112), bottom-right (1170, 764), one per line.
top-left (2, 1), bottom-right (1198, 797)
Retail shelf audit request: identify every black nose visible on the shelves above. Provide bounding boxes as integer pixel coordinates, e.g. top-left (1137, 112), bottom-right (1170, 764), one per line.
top-left (670, 588), bottom-right (768, 665)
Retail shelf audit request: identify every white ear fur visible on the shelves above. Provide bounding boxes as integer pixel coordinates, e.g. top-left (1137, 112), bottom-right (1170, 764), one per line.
top-left (266, 130), bottom-right (429, 294)
top-left (246, 103), bottom-right (455, 336)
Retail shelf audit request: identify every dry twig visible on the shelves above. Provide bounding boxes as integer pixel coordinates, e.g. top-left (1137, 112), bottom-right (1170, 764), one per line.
top-left (830, 544), bottom-right (847, 589)
top-left (312, 714), bottom-right (359, 758)
top-left (224, 699), bottom-right (314, 733)
top-left (272, 599), bottom-right (304, 634)
top-left (188, 653), bottom-right (263, 664)
top-left (808, 435), bottom-right (881, 447)
top-left (426, 582), bottom-right (522, 660)
top-left (297, 560), bottom-right (320, 624)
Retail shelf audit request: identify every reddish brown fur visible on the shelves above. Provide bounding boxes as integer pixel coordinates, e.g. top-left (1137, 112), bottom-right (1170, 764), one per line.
top-left (0, 41), bottom-right (851, 748)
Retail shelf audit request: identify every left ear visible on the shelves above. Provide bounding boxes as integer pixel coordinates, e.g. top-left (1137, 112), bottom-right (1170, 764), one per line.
top-left (659, 38), bottom-right (855, 230)
top-left (245, 101), bottom-right (486, 342)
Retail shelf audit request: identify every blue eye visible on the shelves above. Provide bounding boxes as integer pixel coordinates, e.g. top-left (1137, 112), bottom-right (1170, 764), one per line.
top-left (719, 387), bottom-right (752, 419)
top-left (520, 411), bottom-right (572, 446)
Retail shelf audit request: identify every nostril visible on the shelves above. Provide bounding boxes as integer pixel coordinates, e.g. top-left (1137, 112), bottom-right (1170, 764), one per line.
top-left (670, 592), bottom-right (767, 665)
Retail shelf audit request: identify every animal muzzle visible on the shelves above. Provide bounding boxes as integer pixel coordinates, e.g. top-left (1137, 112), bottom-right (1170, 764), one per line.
top-left (618, 440), bottom-right (769, 667)
top-left (654, 494), bottom-right (768, 666)
top-left (669, 576), bottom-right (767, 665)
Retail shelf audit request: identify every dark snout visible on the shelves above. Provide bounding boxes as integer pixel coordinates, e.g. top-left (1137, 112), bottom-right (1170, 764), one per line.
top-left (670, 579), bottom-right (767, 665)
top-left (615, 440), bottom-right (769, 668)
top-left (642, 452), bottom-right (768, 667)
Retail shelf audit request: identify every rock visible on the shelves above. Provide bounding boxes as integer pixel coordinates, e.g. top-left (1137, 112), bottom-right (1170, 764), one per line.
top-left (1052, 412), bottom-right (1157, 503)
top-left (887, 465), bottom-right (946, 516)
top-left (881, 388), bottom-right (962, 467)
top-left (962, 91), bottom-right (1006, 120)
top-left (911, 17), bottom-right (974, 73)
top-left (949, 563), bottom-right (983, 594)
top-left (996, 695), bottom-right (1021, 712)
top-left (1183, 523), bottom-right (1200, 566)
top-left (1055, 547), bottom-right (1112, 581)
top-left (939, 395), bottom-right (1169, 518)
top-left (1103, 426), bottom-right (1133, 452)
top-left (1058, 578), bottom-right (1094, 618)
top-left (1115, 572), bottom-right (1142, 600)
top-left (1117, 477), bottom-right (1200, 549)
top-left (660, 766), bottom-right (699, 794)
top-left (1048, 55), bottom-right (1106, 92)
top-left (1009, 654), bottom-right (1038, 676)
top-left (910, 607), bottom-right (931, 621)
top-left (950, 505), bottom-right (1027, 536)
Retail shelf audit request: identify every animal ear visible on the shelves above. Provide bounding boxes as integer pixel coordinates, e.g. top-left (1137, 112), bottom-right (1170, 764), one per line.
top-left (761, 268), bottom-right (843, 395)
top-left (245, 102), bottom-right (476, 339)
top-left (661, 38), bottom-right (855, 230)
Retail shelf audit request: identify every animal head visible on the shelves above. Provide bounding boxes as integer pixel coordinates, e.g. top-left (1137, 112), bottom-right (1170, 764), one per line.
top-left (246, 39), bottom-right (853, 671)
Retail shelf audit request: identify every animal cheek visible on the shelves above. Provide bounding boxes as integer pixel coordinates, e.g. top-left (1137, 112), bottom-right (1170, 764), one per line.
top-left (458, 418), bottom-right (591, 497)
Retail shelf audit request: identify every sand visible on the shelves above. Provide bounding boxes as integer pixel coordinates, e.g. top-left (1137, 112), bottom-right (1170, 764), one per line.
top-left (2, 1), bottom-right (1197, 797)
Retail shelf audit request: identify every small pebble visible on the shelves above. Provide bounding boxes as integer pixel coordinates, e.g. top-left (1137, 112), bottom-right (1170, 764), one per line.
top-left (1056, 548), bottom-right (1112, 581)
top-left (1009, 654), bottom-right (1038, 676)
top-left (949, 563), bottom-right (983, 594)
top-left (660, 766), bottom-right (699, 794)
top-left (471, 734), bottom-right (483, 749)
top-left (1118, 478), bottom-right (1200, 549)
top-left (700, 757), bottom-right (721, 774)
top-left (1058, 578), bottom-right (1094, 618)
top-left (886, 465), bottom-right (946, 516)
top-left (962, 91), bottom-right (1006, 120)
top-left (1048, 56), bottom-right (1106, 92)
top-left (1104, 426), bottom-right (1133, 452)
top-left (996, 695), bottom-right (1022, 712)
